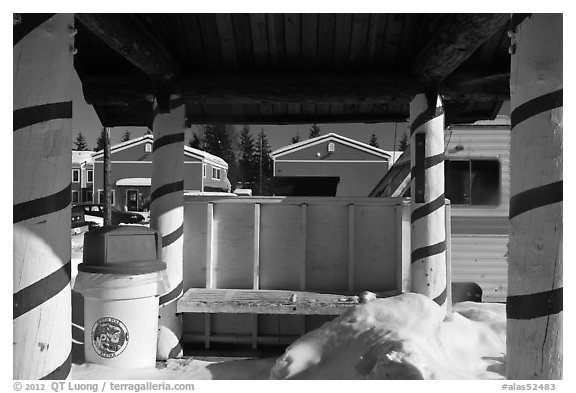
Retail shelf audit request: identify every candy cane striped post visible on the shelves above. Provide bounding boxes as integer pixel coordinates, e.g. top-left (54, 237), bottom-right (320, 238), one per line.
top-left (507, 14), bottom-right (562, 379)
top-left (13, 13), bottom-right (74, 379)
top-left (150, 104), bottom-right (185, 358)
top-left (409, 92), bottom-right (447, 316)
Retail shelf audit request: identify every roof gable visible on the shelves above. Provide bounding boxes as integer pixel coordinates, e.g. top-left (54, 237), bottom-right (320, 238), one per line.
top-left (271, 133), bottom-right (393, 160)
top-left (93, 134), bottom-right (228, 168)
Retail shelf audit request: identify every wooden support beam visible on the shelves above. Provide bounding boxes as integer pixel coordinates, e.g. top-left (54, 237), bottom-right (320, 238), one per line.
top-left (75, 14), bottom-right (181, 83)
top-left (409, 93), bottom-right (447, 317)
top-left (82, 73), bottom-right (419, 105)
top-left (150, 104), bottom-right (186, 358)
top-left (13, 13), bottom-right (74, 380)
top-left (75, 13), bottom-right (181, 112)
top-left (506, 13), bottom-right (562, 380)
top-left (411, 14), bottom-right (509, 87)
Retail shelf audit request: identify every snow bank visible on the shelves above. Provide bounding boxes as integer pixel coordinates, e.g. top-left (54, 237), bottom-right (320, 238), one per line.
top-left (71, 294), bottom-right (506, 380)
top-left (269, 293), bottom-right (505, 380)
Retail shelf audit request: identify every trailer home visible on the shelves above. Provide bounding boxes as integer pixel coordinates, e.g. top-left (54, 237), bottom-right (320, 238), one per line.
top-left (371, 116), bottom-right (510, 302)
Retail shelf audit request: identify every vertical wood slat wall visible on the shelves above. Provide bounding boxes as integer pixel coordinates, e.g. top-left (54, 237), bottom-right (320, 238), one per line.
top-left (181, 196), bottom-right (449, 347)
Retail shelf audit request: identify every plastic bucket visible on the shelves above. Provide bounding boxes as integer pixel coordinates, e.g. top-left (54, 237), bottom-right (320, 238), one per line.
top-left (75, 271), bottom-right (168, 368)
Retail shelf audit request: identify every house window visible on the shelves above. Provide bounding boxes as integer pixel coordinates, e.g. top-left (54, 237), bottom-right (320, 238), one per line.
top-left (87, 170), bottom-right (93, 183)
top-left (445, 160), bottom-right (500, 206)
top-left (328, 142), bottom-right (335, 152)
top-left (72, 169), bottom-right (80, 183)
top-left (203, 164), bottom-right (207, 178)
top-left (145, 143), bottom-right (152, 153)
top-left (212, 167), bottom-right (221, 180)
top-left (86, 190), bottom-right (93, 202)
top-left (98, 189), bottom-right (115, 205)
top-left (72, 190), bottom-right (79, 203)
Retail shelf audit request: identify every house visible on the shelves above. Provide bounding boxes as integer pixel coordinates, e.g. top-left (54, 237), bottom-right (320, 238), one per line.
top-left (71, 150), bottom-right (94, 204)
top-left (271, 133), bottom-right (398, 197)
top-left (93, 135), bottom-right (229, 211)
top-left (370, 116), bottom-right (511, 302)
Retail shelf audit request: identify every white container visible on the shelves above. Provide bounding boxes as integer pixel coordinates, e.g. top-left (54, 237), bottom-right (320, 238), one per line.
top-left (75, 271), bottom-right (168, 369)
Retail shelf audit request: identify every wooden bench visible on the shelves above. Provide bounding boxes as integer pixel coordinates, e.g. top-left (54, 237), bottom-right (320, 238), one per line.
top-left (177, 288), bottom-right (402, 316)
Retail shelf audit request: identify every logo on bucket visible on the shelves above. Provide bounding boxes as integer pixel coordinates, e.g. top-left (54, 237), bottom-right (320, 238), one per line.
top-left (91, 317), bottom-right (129, 358)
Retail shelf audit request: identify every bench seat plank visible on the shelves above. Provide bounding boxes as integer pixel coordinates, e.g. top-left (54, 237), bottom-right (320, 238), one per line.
top-left (176, 288), bottom-right (401, 315)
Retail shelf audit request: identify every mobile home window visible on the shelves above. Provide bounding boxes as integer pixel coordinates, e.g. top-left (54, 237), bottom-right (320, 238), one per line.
top-left (203, 164), bottom-right (207, 178)
top-left (72, 169), bottom-right (80, 183)
top-left (87, 170), bottom-right (93, 182)
top-left (445, 160), bottom-right (500, 206)
top-left (212, 167), bottom-right (221, 180)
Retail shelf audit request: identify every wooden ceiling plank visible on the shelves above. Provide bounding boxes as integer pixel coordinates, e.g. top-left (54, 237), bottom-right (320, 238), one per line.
top-left (266, 14), bottom-right (286, 70)
top-left (317, 14), bottom-right (336, 71)
top-left (76, 14), bottom-right (180, 83)
top-left (197, 14), bottom-right (224, 69)
top-left (284, 14), bottom-right (302, 69)
top-left (250, 14), bottom-right (270, 70)
top-left (365, 13), bottom-right (389, 70)
top-left (382, 14), bottom-right (405, 68)
top-left (301, 14), bottom-right (319, 69)
top-left (410, 13), bottom-right (509, 87)
top-left (333, 14), bottom-right (353, 71)
top-left (215, 14), bottom-right (238, 70)
top-left (231, 14), bottom-right (255, 71)
top-left (349, 14), bottom-right (371, 70)
top-left (180, 14), bottom-right (206, 68)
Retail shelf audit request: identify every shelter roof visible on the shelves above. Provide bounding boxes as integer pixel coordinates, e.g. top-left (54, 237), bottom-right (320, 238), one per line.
top-left (74, 13), bottom-right (513, 127)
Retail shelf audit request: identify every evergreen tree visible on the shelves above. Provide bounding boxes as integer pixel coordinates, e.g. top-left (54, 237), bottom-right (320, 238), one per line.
top-left (238, 125), bottom-right (256, 189)
top-left (188, 133), bottom-right (202, 149)
top-left (291, 132), bottom-right (301, 144)
top-left (121, 129), bottom-right (131, 142)
top-left (398, 132), bottom-right (409, 151)
top-left (94, 128), bottom-right (107, 152)
top-left (254, 129), bottom-right (273, 195)
top-left (74, 132), bottom-right (88, 151)
top-left (369, 134), bottom-right (380, 148)
top-left (308, 123), bottom-right (322, 139)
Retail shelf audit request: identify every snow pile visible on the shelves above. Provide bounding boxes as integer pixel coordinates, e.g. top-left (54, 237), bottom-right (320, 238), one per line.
top-left (269, 293), bottom-right (505, 380)
top-left (71, 294), bottom-right (506, 380)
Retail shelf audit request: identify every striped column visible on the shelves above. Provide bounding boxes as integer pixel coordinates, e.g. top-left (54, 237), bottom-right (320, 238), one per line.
top-left (150, 105), bottom-right (185, 358)
top-left (507, 14), bottom-right (562, 379)
top-left (409, 93), bottom-right (447, 315)
top-left (13, 14), bottom-right (74, 379)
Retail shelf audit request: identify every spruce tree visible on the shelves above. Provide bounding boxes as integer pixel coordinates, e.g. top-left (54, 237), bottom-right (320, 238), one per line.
top-left (369, 134), bottom-right (380, 148)
top-left (308, 123), bottom-right (321, 139)
top-left (291, 132), bottom-right (301, 144)
top-left (74, 132), bottom-right (88, 151)
top-left (94, 128), bottom-right (107, 152)
top-left (398, 132), bottom-right (409, 151)
top-left (121, 129), bottom-right (131, 142)
top-left (254, 129), bottom-right (273, 195)
top-left (238, 125), bottom-right (256, 189)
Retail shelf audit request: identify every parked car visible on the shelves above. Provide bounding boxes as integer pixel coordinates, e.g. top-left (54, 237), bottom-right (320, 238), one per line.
top-left (74, 203), bottom-right (145, 226)
top-left (71, 205), bottom-right (87, 229)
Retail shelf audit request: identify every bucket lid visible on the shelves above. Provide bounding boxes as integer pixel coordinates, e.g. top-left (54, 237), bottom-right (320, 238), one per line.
top-left (78, 226), bottom-right (166, 275)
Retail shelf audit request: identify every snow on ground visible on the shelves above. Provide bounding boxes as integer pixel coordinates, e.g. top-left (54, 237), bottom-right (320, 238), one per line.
top-left (70, 293), bottom-right (506, 380)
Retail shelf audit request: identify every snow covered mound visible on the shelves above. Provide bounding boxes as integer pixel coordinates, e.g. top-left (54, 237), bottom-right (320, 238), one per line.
top-left (269, 293), bottom-right (505, 380)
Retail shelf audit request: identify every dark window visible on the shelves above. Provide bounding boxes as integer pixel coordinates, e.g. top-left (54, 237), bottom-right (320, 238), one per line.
top-left (72, 169), bottom-right (80, 183)
top-left (72, 190), bottom-right (79, 203)
top-left (87, 170), bottom-right (93, 183)
top-left (86, 190), bottom-right (93, 202)
top-left (445, 160), bottom-right (500, 206)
